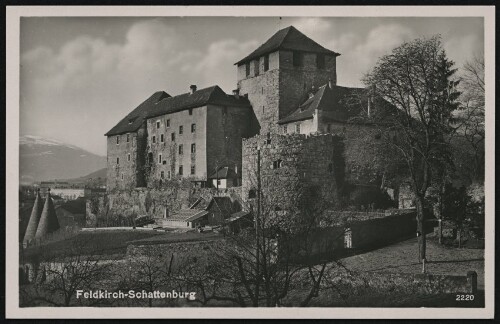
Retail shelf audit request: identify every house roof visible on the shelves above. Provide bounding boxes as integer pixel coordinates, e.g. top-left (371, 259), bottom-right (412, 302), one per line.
top-left (226, 211), bottom-right (251, 223)
top-left (207, 196), bottom-right (234, 212)
top-left (278, 84), bottom-right (367, 124)
top-left (105, 91), bottom-right (171, 136)
top-left (35, 191), bottom-right (60, 238)
top-left (106, 86), bottom-right (251, 136)
top-left (235, 26), bottom-right (340, 65)
top-left (147, 85), bottom-right (251, 119)
top-left (208, 166), bottom-right (239, 179)
top-left (168, 209), bottom-right (209, 222)
top-left (23, 190), bottom-right (44, 243)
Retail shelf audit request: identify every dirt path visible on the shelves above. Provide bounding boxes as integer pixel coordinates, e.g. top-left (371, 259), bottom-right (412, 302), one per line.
top-left (339, 237), bottom-right (485, 289)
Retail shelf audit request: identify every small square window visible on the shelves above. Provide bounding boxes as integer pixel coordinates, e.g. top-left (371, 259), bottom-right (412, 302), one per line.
top-left (156, 121), bottom-right (160, 129)
top-left (179, 165), bottom-right (183, 176)
top-left (191, 123), bottom-right (196, 133)
top-left (191, 165), bottom-right (195, 175)
top-left (189, 109), bottom-right (193, 116)
top-left (179, 125), bottom-right (183, 135)
top-left (191, 143), bottom-right (196, 153)
top-left (166, 119), bottom-right (170, 127)
top-left (179, 145), bottom-right (183, 155)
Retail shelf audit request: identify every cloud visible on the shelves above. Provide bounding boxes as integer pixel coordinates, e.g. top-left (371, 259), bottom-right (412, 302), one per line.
top-left (292, 17), bottom-right (332, 36)
top-left (444, 34), bottom-right (483, 68)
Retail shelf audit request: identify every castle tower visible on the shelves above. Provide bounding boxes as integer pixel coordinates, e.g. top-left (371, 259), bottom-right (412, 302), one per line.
top-left (34, 188), bottom-right (60, 239)
top-left (23, 188), bottom-right (44, 245)
top-left (235, 26), bottom-right (340, 134)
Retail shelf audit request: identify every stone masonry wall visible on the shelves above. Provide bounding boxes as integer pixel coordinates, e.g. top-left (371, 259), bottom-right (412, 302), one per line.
top-left (86, 185), bottom-right (242, 227)
top-left (242, 133), bottom-right (344, 217)
top-left (106, 129), bottom-right (142, 192)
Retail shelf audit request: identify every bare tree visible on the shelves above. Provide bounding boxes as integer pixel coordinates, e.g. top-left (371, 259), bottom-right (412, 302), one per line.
top-left (362, 35), bottom-right (461, 270)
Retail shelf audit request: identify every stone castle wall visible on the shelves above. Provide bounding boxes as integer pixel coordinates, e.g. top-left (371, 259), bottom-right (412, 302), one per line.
top-left (242, 133), bottom-right (344, 215)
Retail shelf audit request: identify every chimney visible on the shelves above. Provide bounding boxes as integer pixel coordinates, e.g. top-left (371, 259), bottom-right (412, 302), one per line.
top-left (328, 79), bottom-right (333, 89)
top-left (190, 85), bottom-right (197, 94)
top-left (232, 89), bottom-right (240, 98)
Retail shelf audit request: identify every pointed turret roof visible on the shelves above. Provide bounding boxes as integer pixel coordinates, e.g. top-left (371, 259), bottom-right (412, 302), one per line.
top-left (35, 189), bottom-right (60, 239)
top-left (23, 189), bottom-right (44, 244)
top-left (235, 26), bottom-right (340, 65)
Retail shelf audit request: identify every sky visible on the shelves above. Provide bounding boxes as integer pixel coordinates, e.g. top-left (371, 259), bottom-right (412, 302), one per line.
top-left (20, 16), bottom-right (484, 156)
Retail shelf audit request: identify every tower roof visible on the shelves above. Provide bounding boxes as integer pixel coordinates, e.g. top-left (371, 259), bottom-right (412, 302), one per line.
top-left (235, 25), bottom-right (340, 65)
top-left (35, 189), bottom-right (60, 239)
top-left (23, 189), bottom-right (44, 243)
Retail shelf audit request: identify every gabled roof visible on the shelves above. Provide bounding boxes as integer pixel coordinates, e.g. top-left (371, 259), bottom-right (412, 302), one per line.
top-left (208, 166), bottom-right (239, 179)
top-left (235, 26), bottom-right (340, 65)
top-left (105, 91), bottom-right (171, 136)
top-left (168, 209), bottom-right (209, 222)
top-left (147, 85), bottom-right (251, 119)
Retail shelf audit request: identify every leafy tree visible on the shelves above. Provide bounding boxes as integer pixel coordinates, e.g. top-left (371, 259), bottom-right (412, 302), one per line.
top-left (362, 36), bottom-right (461, 268)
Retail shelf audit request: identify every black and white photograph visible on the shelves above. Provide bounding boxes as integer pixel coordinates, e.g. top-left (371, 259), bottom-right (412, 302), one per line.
top-left (6, 5), bottom-right (494, 319)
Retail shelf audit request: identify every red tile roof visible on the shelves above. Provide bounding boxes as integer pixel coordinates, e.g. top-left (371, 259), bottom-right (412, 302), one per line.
top-left (235, 26), bottom-right (340, 65)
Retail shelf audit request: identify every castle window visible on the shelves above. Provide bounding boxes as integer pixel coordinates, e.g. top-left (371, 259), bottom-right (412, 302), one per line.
top-left (160, 134), bottom-right (164, 143)
top-left (296, 123), bottom-right (301, 133)
top-left (171, 132), bottom-right (175, 141)
top-left (191, 165), bottom-right (196, 175)
top-left (116, 157), bottom-right (120, 165)
top-left (316, 54), bottom-right (325, 69)
top-left (254, 59), bottom-right (259, 76)
top-left (121, 174), bottom-right (124, 180)
top-left (179, 165), bottom-right (184, 176)
top-left (283, 125), bottom-right (287, 134)
top-left (152, 136), bottom-right (156, 144)
top-left (167, 170), bottom-right (171, 179)
top-left (156, 121), bottom-right (160, 129)
top-left (126, 134), bottom-right (130, 143)
top-left (158, 154), bottom-right (162, 164)
top-left (272, 160), bottom-right (283, 169)
top-left (179, 125), bottom-right (183, 135)
top-left (179, 145), bottom-right (183, 155)
top-left (248, 189), bottom-right (257, 199)
top-left (162, 160), bottom-right (166, 165)
top-left (160, 171), bottom-right (165, 179)
top-left (116, 136), bottom-right (120, 145)
top-left (191, 123), bottom-right (196, 133)
top-left (189, 108), bottom-right (193, 116)
top-left (264, 54), bottom-right (269, 71)
top-left (293, 51), bottom-right (303, 67)
top-left (127, 153), bottom-right (131, 162)
top-left (166, 119), bottom-right (170, 127)
top-left (191, 143), bottom-right (196, 154)
top-left (245, 62), bottom-right (250, 77)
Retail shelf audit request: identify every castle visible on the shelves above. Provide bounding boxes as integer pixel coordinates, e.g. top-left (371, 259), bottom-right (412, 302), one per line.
top-left (105, 26), bottom-right (389, 225)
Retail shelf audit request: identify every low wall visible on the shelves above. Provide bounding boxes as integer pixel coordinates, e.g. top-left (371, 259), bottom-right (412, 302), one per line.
top-left (350, 211), bottom-right (417, 249)
top-left (338, 270), bottom-right (478, 295)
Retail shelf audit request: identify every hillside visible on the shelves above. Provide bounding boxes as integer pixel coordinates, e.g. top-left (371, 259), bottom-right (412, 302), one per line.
top-left (20, 135), bottom-right (106, 184)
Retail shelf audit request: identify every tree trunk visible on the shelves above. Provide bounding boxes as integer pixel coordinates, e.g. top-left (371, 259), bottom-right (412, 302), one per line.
top-left (415, 196), bottom-right (426, 263)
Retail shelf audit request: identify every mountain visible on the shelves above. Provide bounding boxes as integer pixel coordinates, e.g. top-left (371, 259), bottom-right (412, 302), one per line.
top-left (20, 135), bottom-right (107, 184)
top-left (62, 167), bottom-right (107, 187)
